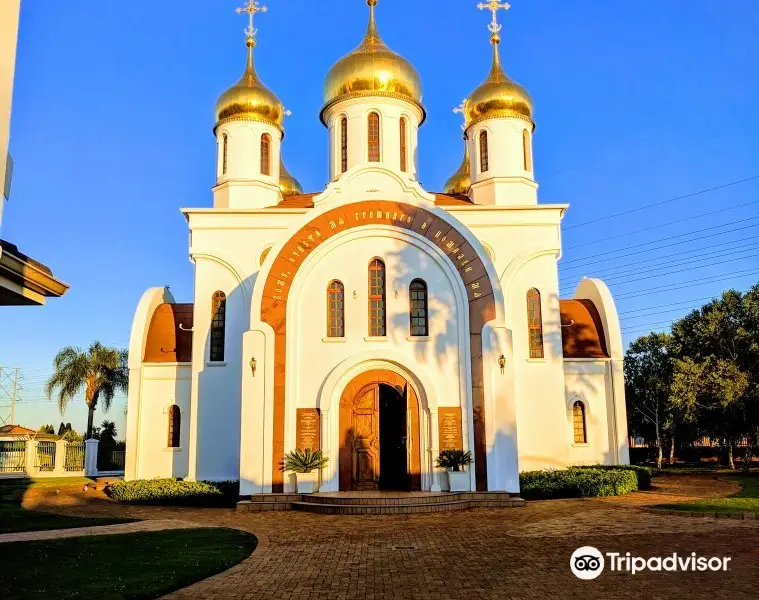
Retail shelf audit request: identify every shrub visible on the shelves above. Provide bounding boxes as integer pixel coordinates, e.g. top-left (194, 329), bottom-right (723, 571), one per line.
top-left (436, 450), bottom-right (473, 472)
top-left (281, 449), bottom-right (329, 473)
top-left (575, 464), bottom-right (652, 490)
top-left (107, 479), bottom-right (231, 506)
top-left (519, 468), bottom-right (639, 500)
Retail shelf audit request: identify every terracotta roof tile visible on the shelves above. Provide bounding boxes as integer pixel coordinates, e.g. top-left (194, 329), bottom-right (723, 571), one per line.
top-left (144, 303), bottom-right (194, 363)
top-left (559, 299), bottom-right (609, 359)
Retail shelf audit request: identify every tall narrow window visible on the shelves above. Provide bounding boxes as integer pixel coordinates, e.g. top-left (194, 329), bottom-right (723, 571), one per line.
top-left (526, 288), bottom-right (544, 358)
top-left (368, 258), bottom-right (386, 336)
top-left (573, 401), bottom-right (587, 443)
top-left (409, 279), bottom-right (428, 336)
top-left (368, 112), bottom-right (380, 162)
top-left (327, 280), bottom-right (345, 338)
top-left (260, 133), bottom-right (271, 175)
top-left (479, 130), bottom-right (489, 172)
top-left (523, 129), bottom-right (532, 171)
top-left (222, 134), bottom-right (228, 175)
top-left (340, 116), bottom-right (348, 173)
top-left (399, 117), bottom-right (408, 172)
top-left (210, 291), bottom-right (226, 362)
top-left (168, 405), bottom-right (180, 448)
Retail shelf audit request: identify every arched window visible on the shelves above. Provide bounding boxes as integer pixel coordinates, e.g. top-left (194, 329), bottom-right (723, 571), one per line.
top-left (210, 291), bottom-right (226, 362)
top-left (340, 116), bottom-right (348, 173)
top-left (479, 130), bottom-right (489, 172)
top-left (327, 280), bottom-right (345, 338)
top-left (368, 258), bottom-right (386, 336)
top-left (222, 134), bottom-right (228, 175)
top-left (368, 112), bottom-right (380, 162)
top-left (399, 117), bottom-right (408, 172)
top-left (260, 133), bottom-right (271, 176)
top-left (526, 288), bottom-right (544, 358)
top-left (409, 279), bottom-right (428, 336)
top-left (573, 401), bottom-right (587, 443)
top-left (523, 129), bottom-right (532, 171)
top-left (168, 405), bottom-right (180, 448)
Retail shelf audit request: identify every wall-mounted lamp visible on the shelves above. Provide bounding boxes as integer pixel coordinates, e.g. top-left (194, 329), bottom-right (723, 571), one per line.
top-left (353, 290), bottom-right (358, 299)
top-left (498, 354), bottom-right (506, 375)
top-left (249, 357), bottom-right (257, 377)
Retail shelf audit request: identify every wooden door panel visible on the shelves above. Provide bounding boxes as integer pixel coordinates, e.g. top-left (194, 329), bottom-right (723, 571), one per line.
top-left (352, 385), bottom-right (379, 490)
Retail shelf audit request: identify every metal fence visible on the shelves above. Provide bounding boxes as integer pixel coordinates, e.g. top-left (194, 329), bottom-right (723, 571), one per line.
top-left (64, 442), bottom-right (86, 472)
top-left (97, 447), bottom-right (125, 472)
top-left (0, 441), bottom-right (27, 473)
top-left (34, 441), bottom-right (57, 472)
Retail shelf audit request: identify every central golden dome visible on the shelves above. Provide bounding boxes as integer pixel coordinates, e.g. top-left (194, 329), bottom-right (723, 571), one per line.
top-left (321, 0), bottom-right (423, 124)
top-left (215, 39), bottom-right (284, 133)
top-left (464, 36), bottom-right (533, 128)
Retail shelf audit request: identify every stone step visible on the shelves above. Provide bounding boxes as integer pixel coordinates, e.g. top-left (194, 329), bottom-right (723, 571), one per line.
top-left (291, 498), bottom-right (525, 515)
top-left (237, 500), bottom-right (294, 512)
top-left (299, 493), bottom-right (465, 506)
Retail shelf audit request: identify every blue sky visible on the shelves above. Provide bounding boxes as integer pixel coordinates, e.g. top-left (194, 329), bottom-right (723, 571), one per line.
top-left (1, 0), bottom-right (757, 437)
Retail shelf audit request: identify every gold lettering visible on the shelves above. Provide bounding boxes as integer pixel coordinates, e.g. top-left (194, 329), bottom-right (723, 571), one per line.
top-left (434, 230), bottom-right (442, 239)
top-left (471, 282), bottom-right (481, 290)
top-left (315, 230), bottom-right (322, 238)
top-left (276, 280), bottom-right (285, 287)
top-left (338, 217), bottom-right (345, 226)
top-left (329, 221), bottom-right (337, 229)
top-left (446, 241), bottom-right (455, 249)
top-left (473, 292), bottom-right (482, 299)
top-left (421, 221), bottom-right (428, 230)
top-left (464, 266), bottom-right (473, 273)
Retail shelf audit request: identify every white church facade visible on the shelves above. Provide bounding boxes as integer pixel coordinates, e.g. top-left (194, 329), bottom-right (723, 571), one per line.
top-left (125, 0), bottom-right (629, 497)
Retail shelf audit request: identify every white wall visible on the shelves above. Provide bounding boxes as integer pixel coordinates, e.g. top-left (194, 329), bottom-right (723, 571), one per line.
top-left (324, 96), bottom-right (422, 183)
top-left (564, 360), bottom-right (614, 465)
top-left (134, 364), bottom-right (191, 479)
top-left (0, 0), bottom-right (21, 227)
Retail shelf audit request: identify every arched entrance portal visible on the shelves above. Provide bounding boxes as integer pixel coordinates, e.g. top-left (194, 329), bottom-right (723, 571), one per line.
top-left (338, 370), bottom-right (421, 491)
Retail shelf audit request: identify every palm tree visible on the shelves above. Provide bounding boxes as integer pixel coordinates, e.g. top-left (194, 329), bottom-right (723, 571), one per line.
top-left (45, 342), bottom-right (128, 439)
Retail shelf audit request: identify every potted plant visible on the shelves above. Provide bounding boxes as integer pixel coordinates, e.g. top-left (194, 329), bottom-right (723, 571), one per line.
top-left (282, 448), bottom-right (328, 494)
top-left (436, 449), bottom-right (472, 492)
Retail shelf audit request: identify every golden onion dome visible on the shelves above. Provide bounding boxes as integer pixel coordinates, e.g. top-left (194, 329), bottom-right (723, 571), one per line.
top-left (215, 38), bottom-right (284, 133)
top-left (279, 158), bottom-right (303, 197)
top-left (464, 35), bottom-right (533, 129)
top-left (321, 0), bottom-right (424, 124)
top-left (443, 143), bottom-right (471, 195)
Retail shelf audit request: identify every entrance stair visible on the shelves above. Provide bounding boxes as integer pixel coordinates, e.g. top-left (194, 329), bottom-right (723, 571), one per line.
top-left (237, 492), bottom-right (524, 515)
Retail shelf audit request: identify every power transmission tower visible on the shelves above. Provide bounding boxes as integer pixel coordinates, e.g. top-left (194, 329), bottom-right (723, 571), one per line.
top-left (0, 367), bottom-right (20, 426)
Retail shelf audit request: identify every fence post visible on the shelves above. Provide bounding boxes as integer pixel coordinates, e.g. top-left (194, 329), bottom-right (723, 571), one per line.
top-left (25, 439), bottom-right (36, 476)
top-left (53, 439), bottom-right (67, 475)
top-left (84, 438), bottom-right (99, 477)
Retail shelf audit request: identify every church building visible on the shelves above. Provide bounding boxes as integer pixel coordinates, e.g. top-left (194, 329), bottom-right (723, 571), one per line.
top-left (125, 0), bottom-right (629, 497)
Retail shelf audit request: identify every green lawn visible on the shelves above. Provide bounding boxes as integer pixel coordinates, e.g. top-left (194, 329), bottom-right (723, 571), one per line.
top-left (654, 473), bottom-right (759, 514)
top-left (0, 528), bottom-right (257, 599)
top-left (0, 477), bottom-right (134, 534)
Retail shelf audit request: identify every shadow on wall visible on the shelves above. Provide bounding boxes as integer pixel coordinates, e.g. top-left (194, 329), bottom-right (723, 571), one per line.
top-left (193, 271), bottom-right (257, 481)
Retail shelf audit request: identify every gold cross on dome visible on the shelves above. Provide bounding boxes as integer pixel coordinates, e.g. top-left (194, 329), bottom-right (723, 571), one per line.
top-left (236, 1), bottom-right (268, 42)
top-left (477, 0), bottom-right (510, 38)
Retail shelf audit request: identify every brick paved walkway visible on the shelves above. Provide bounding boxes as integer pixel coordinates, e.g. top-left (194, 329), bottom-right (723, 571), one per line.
top-left (22, 475), bottom-right (759, 599)
top-left (0, 519), bottom-right (210, 544)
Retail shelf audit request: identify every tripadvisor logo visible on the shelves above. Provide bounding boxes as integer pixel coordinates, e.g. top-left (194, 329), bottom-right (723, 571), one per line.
top-left (570, 547), bottom-right (732, 579)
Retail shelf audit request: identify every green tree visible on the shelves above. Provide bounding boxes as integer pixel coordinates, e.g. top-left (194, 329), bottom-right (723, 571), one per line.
top-left (669, 286), bottom-right (759, 469)
top-left (624, 332), bottom-right (679, 468)
top-left (38, 424), bottom-right (55, 434)
top-left (45, 342), bottom-right (128, 439)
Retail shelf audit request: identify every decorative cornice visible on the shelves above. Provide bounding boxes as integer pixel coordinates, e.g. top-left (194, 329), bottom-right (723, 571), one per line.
top-left (214, 114), bottom-right (284, 138)
top-left (465, 111), bottom-right (534, 132)
top-left (320, 91), bottom-right (426, 126)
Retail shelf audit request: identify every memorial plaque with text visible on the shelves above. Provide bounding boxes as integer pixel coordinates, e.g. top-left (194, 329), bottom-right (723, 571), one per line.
top-left (438, 408), bottom-right (463, 451)
top-left (296, 409), bottom-right (320, 451)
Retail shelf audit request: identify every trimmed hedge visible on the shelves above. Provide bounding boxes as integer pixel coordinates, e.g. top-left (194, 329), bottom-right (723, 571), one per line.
top-left (519, 467), bottom-right (639, 500)
top-left (575, 464), bottom-right (652, 490)
top-left (107, 479), bottom-right (239, 506)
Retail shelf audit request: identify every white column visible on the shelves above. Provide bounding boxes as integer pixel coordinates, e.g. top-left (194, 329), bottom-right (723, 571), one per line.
top-left (429, 408), bottom-right (442, 492)
top-left (319, 408), bottom-right (330, 492)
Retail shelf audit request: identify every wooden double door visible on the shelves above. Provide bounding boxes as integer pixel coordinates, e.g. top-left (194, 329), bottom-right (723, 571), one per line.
top-left (339, 372), bottom-right (421, 491)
